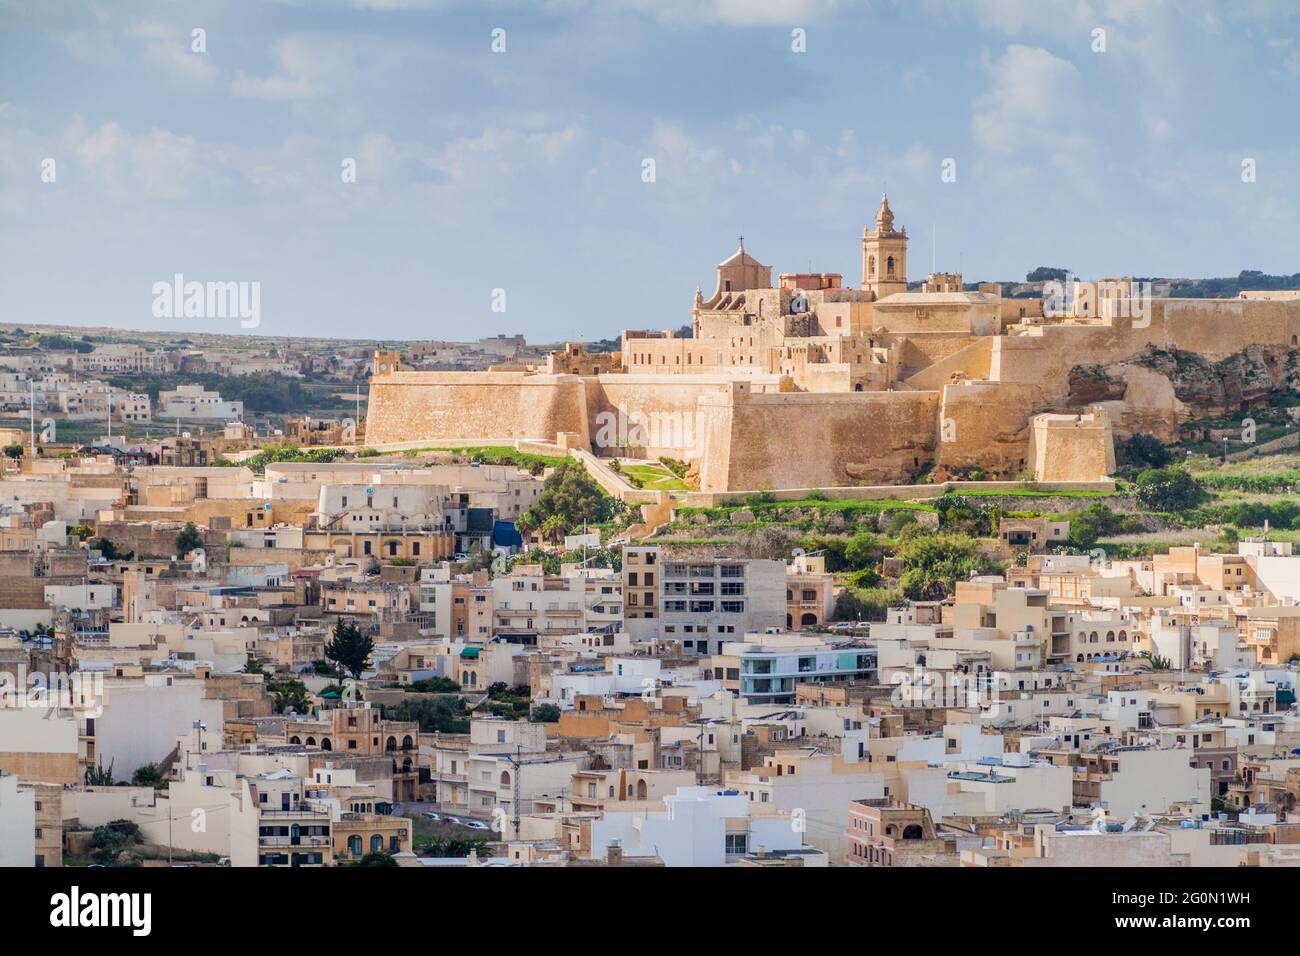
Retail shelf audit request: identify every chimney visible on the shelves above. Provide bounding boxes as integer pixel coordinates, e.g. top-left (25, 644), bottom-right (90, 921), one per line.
top-left (606, 839), bottom-right (623, 867)
top-left (755, 844), bottom-right (766, 858)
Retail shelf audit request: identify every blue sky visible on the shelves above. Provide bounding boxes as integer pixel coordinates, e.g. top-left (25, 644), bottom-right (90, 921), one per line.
top-left (2, 0), bottom-right (1298, 343)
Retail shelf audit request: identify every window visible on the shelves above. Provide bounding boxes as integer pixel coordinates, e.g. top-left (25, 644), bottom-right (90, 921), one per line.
top-left (725, 834), bottom-right (748, 855)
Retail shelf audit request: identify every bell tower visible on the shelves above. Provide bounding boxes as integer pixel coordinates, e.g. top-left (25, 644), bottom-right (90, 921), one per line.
top-left (861, 193), bottom-right (908, 298)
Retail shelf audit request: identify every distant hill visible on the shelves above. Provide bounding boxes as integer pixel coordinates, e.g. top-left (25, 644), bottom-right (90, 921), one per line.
top-left (950, 269), bottom-right (1300, 300)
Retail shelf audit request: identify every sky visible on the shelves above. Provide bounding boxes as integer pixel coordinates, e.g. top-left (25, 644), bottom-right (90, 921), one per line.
top-left (1, 0), bottom-right (1298, 343)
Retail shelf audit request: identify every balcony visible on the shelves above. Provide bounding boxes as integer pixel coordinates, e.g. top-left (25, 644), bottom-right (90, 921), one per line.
top-left (259, 835), bottom-right (331, 847)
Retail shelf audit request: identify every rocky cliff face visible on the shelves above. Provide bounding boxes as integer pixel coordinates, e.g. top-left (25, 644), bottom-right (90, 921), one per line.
top-left (1071, 344), bottom-right (1298, 423)
top-left (1132, 344), bottom-right (1286, 415)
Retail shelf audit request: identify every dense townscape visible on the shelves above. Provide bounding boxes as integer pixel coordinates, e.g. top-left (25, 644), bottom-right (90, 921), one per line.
top-left (5, 217), bottom-right (1300, 870)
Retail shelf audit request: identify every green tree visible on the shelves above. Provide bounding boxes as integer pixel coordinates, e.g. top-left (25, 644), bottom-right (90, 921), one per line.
top-left (174, 521), bottom-right (203, 558)
top-left (1069, 503), bottom-right (1121, 550)
top-left (898, 533), bottom-right (996, 600)
top-left (531, 703), bottom-right (561, 723)
top-left (407, 676), bottom-right (461, 693)
top-left (843, 531), bottom-right (878, 570)
top-left (349, 851), bottom-right (400, 868)
top-left (517, 459), bottom-right (609, 540)
top-left (833, 587), bottom-right (902, 623)
top-left (848, 567), bottom-right (881, 589)
top-left (539, 514), bottom-right (567, 545)
top-left (3, 444), bottom-right (22, 460)
top-left (382, 696), bottom-right (470, 733)
top-left (1120, 433), bottom-right (1172, 469)
top-left (131, 764), bottom-right (164, 787)
top-left (1133, 467), bottom-right (1205, 512)
top-left (325, 618), bottom-right (375, 682)
top-left (266, 677), bottom-right (311, 714)
top-left (419, 837), bottom-right (493, 858)
top-left (92, 538), bottom-right (134, 561)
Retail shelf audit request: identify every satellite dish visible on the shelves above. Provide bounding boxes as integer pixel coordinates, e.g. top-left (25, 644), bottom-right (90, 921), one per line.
top-left (792, 547), bottom-right (805, 557)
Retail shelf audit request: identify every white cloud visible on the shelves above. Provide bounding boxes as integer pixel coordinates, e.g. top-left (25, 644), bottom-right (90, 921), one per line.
top-left (544, 0), bottom-right (859, 27)
top-left (970, 45), bottom-right (1088, 154)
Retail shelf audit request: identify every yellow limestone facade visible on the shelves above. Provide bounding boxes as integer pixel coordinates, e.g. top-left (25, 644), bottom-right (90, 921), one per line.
top-left (366, 197), bottom-right (1300, 493)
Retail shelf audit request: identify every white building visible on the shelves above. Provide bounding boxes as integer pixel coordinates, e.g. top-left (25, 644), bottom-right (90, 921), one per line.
top-left (157, 384), bottom-right (243, 420)
top-left (589, 786), bottom-right (807, 866)
top-left (0, 771), bottom-right (36, 867)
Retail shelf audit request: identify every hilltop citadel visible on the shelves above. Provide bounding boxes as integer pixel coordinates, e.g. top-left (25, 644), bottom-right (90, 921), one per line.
top-left (365, 197), bottom-right (1300, 494)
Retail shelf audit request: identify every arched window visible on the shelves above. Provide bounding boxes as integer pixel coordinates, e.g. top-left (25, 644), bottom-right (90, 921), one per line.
top-left (370, 834), bottom-right (384, 852)
top-left (868, 255), bottom-right (876, 276)
top-left (289, 736), bottom-right (301, 745)
top-left (386, 736), bottom-right (397, 752)
top-left (305, 736), bottom-right (316, 747)
top-left (348, 835), bottom-right (362, 856)
top-left (321, 738), bottom-right (332, 751)
top-left (500, 771), bottom-right (511, 787)
top-left (886, 256), bottom-right (895, 277)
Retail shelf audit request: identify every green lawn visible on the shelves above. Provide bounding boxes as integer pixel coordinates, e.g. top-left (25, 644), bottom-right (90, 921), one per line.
top-left (620, 462), bottom-right (690, 491)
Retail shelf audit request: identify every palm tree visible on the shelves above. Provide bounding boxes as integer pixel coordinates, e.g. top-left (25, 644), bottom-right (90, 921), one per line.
top-left (540, 514), bottom-right (567, 546)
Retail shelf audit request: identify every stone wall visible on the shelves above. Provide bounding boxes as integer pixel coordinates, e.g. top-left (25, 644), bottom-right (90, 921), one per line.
top-left (365, 372), bottom-right (590, 448)
top-left (697, 385), bottom-right (939, 492)
top-left (936, 381), bottom-right (1044, 478)
top-left (1028, 413), bottom-right (1116, 482)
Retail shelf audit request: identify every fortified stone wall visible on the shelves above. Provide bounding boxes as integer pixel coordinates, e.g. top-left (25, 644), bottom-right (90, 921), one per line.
top-left (364, 372), bottom-right (590, 448)
top-left (363, 297), bottom-right (1300, 491)
top-left (583, 374), bottom-right (764, 460)
top-left (697, 385), bottom-right (939, 492)
top-left (935, 381), bottom-right (1044, 478)
top-left (881, 330), bottom-right (980, 374)
top-left (1028, 413), bottom-right (1115, 482)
